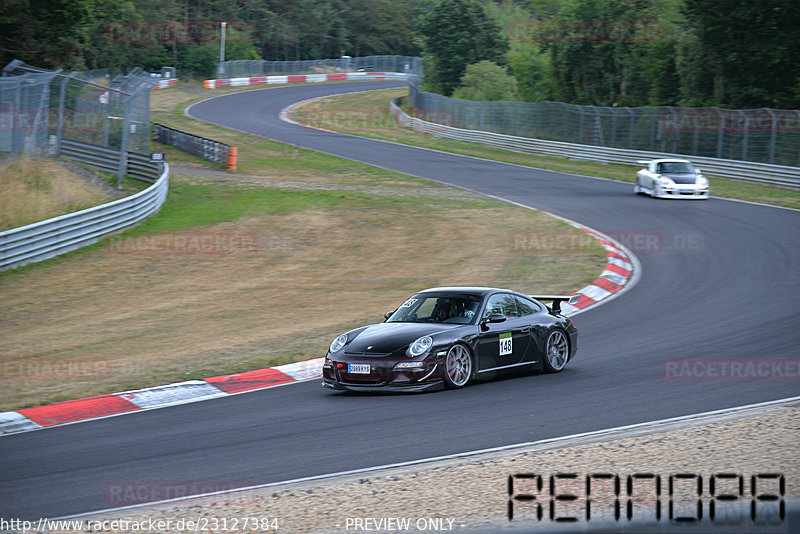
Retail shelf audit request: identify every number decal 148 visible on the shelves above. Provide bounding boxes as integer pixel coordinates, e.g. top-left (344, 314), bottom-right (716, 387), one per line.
top-left (499, 332), bottom-right (513, 356)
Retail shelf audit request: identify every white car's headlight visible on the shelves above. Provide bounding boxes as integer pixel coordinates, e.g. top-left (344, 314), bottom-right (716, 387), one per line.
top-left (658, 177), bottom-right (674, 187)
top-left (407, 336), bottom-right (433, 357)
top-left (697, 176), bottom-right (708, 186)
top-left (329, 334), bottom-right (347, 353)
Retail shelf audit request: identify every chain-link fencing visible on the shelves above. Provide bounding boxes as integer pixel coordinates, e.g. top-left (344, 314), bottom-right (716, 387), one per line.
top-left (219, 55), bottom-right (423, 80)
top-left (1, 60), bottom-right (158, 181)
top-left (408, 85), bottom-right (800, 167)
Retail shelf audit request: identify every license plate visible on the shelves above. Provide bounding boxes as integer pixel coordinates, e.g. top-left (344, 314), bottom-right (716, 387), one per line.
top-left (348, 363), bottom-right (371, 374)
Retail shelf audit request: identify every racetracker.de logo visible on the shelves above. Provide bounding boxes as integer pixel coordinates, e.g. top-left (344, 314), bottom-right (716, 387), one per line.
top-left (104, 481), bottom-right (256, 505)
top-left (0, 358), bottom-right (111, 381)
top-left (509, 19), bottom-right (664, 43)
top-left (102, 20), bottom-right (257, 45)
top-left (508, 231), bottom-right (596, 253)
top-left (106, 232), bottom-right (258, 255)
top-left (661, 358), bottom-right (800, 381)
top-left (295, 109), bottom-right (400, 130)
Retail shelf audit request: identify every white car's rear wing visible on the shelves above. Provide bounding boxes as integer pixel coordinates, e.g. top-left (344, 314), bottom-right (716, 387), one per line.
top-left (529, 294), bottom-right (580, 314)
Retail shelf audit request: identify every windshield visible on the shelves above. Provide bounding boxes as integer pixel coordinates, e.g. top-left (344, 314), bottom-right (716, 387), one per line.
top-left (657, 161), bottom-right (695, 174)
top-left (386, 293), bottom-right (482, 324)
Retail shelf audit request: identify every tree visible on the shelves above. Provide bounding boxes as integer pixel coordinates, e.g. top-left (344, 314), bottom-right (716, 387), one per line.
top-left (682, 0), bottom-right (800, 108)
top-left (0, 0), bottom-right (91, 69)
top-left (452, 60), bottom-right (518, 101)
top-left (341, 0), bottom-right (418, 57)
top-left (508, 43), bottom-right (560, 102)
top-left (416, 0), bottom-right (509, 96)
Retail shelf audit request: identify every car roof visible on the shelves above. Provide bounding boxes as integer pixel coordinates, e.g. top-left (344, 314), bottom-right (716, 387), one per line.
top-left (417, 286), bottom-right (519, 297)
top-left (650, 158), bottom-right (693, 164)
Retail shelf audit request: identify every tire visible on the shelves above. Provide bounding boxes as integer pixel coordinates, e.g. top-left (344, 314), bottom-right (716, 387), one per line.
top-left (543, 329), bottom-right (570, 373)
top-left (443, 344), bottom-right (473, 389)
top-left (634, 181), bottom-right (642, 195)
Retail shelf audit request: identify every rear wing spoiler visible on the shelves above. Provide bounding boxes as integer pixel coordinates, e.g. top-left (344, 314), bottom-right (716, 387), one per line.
top-left (529, 294), bottom-right (580, 314)
top-left (636, 159), bottom-right (652, 165)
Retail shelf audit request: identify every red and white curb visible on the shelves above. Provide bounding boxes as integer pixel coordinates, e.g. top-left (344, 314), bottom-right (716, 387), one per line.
top-left (561, 226), bottom-right (637, 316)
top-left (0, 359), bottom-right (325, 435)
top-left (202, 71), bottom-right (408, 89)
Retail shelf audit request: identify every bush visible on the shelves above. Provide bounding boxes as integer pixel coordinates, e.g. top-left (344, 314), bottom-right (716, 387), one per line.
top-left (452, 61), bottom-right (518, 101)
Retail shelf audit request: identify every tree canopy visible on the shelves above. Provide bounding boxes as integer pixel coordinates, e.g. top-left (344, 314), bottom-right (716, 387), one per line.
top-left (415, 0), bottom-right (508, 96)
top-left (0, 0), bottom-right (797, 108)
top-left (0, 0), bottom-right (420, 77)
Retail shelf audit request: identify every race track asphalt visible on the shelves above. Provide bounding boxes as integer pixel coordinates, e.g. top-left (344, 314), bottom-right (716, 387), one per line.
top-left (1, 81), bottom-right (798, 520)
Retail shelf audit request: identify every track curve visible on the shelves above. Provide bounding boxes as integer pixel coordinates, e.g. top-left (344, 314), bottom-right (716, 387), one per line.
top-left (1, 81), bottom-right (798, 520)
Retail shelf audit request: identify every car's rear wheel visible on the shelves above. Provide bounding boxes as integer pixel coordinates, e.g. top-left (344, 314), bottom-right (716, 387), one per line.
top-left (543, 329), bottom-right (569, 373)
top-left (443, 344), bottom-right (473, 389)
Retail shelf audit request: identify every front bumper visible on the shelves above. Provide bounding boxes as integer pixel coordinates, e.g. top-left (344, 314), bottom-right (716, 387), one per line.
top-left (322, 355), bottom-right (443, 393)
top-left (657, 185), bottom-right (709, 199)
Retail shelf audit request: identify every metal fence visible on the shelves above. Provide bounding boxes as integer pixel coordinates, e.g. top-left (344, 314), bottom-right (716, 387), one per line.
top-left (153, 123), bottom-right (236, 169)
top-left (408, 85), bottom-right (800, 168)
top-left (219, 55), bottom-right (423, 79)
top-left (1, 60), bottom-right (158, 183)
top-left (391, 97), bottom-right (800, 188)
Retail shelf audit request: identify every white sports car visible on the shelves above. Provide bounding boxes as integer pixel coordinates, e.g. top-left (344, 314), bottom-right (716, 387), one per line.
top-left (634, 159), bottom-right (709, 199)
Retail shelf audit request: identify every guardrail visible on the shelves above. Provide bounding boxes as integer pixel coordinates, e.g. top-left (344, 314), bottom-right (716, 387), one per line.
top-left (391, 98), bottom-right (800, 189)
top-left (152, 123), bottom-right (236, 170)
top-left (60, 139), bottom-right (162, 183)
top-left (0, 150), bottom-right (168, 271)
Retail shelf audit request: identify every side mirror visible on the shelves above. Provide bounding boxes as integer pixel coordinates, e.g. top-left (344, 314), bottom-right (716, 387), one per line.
top-left (384, 311), bottom-right (394, 320)
top-left (482, 313), bottom-right (507, 324)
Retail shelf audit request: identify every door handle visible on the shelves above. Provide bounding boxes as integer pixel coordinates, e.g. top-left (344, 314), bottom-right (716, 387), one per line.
top-left (522, 327), bottom-right (531, 334)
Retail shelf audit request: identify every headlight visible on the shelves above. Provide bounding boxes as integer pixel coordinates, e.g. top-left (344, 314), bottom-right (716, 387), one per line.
top-left (658, 177), bottom-right (673, 187)
top-left (329, 334), bottom-right (347, 353)
top-left (697, 176), bottom-right (708, 186)
top-left (407, 335), bottom-right (433, 357)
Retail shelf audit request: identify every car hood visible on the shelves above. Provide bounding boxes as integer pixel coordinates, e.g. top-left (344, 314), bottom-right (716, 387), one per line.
top-left (662, 173), bottom-right (698, 185)
top-left (345, 322), bottom-right (459, 355)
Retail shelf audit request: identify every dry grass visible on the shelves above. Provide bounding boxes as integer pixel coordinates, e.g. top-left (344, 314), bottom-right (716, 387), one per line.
top-left (0, 85), bottom-right (606, 411)
top-left (0, 156), bottom-right (116, 231)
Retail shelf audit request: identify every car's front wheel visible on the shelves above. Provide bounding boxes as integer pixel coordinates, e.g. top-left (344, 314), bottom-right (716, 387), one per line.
top-left (543, 329), bottom-right (569, 373)
top-left (443, 344), bottom-right (473, 389)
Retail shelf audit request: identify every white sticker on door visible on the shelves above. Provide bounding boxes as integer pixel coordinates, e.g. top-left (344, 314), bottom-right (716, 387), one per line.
top-left (499, 332), bottom-right (512, 356)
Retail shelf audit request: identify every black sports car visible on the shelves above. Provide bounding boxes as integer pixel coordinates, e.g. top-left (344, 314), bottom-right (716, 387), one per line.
top-left (322, 287), bottom-right (579, 392)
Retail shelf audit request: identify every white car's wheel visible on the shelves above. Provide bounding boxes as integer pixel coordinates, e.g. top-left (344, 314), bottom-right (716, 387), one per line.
top-left (634, 182), bottom-right (641, 195)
